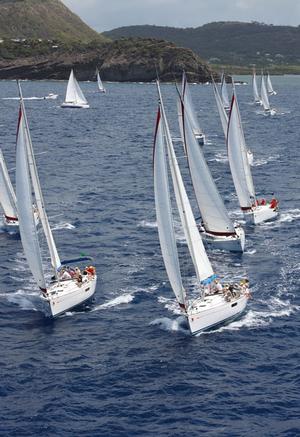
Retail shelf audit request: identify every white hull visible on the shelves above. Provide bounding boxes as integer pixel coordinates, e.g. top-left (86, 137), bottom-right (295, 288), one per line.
top-left (61, 102), bottom-right (89, 109)
top-left (187, 293), bottom-right (248, 335)
top-left (200, 225), bottom-right (245, 252)
top-left (44, 275), bottom-right (97, 317)
top-left (2, 210), bottom-right (39, 232)
top-left (243, 204), bottom-right (278, 225)
top-left (195, 133), bottom-right (206, 146)
top-left (264, 108), bottom-right (276, 116)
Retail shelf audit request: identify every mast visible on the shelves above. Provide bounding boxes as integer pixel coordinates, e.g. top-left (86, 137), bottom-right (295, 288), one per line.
top-left (17, 81), bottom-right (61, 275)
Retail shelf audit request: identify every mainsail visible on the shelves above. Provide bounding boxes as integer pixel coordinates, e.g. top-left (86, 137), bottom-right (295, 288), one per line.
top-left (212, 78), bottom-right (228, 137)
top-left (181, 71), bottom-right (204, 138)
top-left (17, 82), bottom-right (61, 274)
top-left (153, 107), bottom-right (186, 307)
top-left (260, 74), bottom-right (271, 111)
top-left (96, 69), bottom-right (105, 92)
top-left (252, 70), bottom-right (261, 103)
top-left (180, 98), bottom-right (235, 235)
top-left (221, 73), bottom-right (230, 109)
top-left (16, 108), bottom-right (46, 290)
top-left (227, 92), bottom-right (256, 209)
top-left (157, 81), bottom-right (214, 285)
top-left (266, 73), bottom-right (276, 95)
top-left (65, 69), bottom-right (88, 105)
top-left (0, 149), bottom-right (18, 219)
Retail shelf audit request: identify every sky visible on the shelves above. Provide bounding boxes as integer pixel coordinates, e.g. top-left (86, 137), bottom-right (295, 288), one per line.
top-left (61, 0), bottom-right (300, 32)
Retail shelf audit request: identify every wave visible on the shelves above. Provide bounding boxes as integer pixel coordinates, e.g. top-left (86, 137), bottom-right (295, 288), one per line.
top-left (208, 153), bottom-right (228, 164)
top-left (150, 316), bottom-right (189, 335)
top-left (92, 293), bottom-right (135, 311)
top-left (137, 220), bottom-right (157, 228)
top-left (253, 154), bottom-right (280, 167)
top-left (51, 222), bottom-right (75, 231)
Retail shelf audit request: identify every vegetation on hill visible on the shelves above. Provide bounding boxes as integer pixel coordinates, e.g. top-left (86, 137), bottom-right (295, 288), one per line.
top-left (104, 22), bottom-right (300, 72)
top-left (0, 0), bottom-right (106, 42)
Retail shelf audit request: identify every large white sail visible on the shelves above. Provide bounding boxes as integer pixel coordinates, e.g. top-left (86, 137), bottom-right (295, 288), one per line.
top-left (181, 72), bottom-right (203, 137)
top-left (252, 70), bottom-right (261, 103)
top-left (16, 109), bottom-right (46, 290)
top-left (221, 73), bottom-right (230, 109)
top-left (266, 73), bottom-right (276, 95)
top-left (96, 69), bottom-right (106, 93)
top-left (180, 100), bottom-right (235, 235)
top-left (260, 74), bottom-right (270, 111)
top-left (65, 69), bottom-right (88, 105)
top-left (18, 84), bottom-right (61, 273)
top-left (153, 107), bottom-right (186, 307)
top-left (0, 149), bottom-right (18, 219)
top-left (212, 79), bottom-right (228, 137)
top-left (227, 92), bottom-right (256, 209)
top-left (158, 82), bottom-right (214, 284)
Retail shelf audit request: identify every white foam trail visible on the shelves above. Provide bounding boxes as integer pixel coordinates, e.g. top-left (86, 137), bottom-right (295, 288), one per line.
top-left (92, 293), bottom-right (134, 311)
top-left (51, 222), bottom-right (75, 231)
top-left (253, 154), bottom-right (280, 167)
top-left (138, 220), bottom-right (157, 228)
top-left (278, 209), bottom-right (300, 223)
top-left (150, 316), bottom-right (189, 334)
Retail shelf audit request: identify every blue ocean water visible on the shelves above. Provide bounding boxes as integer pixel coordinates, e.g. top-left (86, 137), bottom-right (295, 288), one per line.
top-left (0, 76), bottom-right (299, 436)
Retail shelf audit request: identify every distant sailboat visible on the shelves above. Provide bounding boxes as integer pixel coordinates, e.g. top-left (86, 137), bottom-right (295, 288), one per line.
top-left (260, 72), bottom-right (276, 115)
top-left (16, 82), bottom-right (96, 316)
top-left (61, 69), bottom-right (89, 108)
top-left (227, 89), bottom-right (279, 224)
top-left (178, 91), bottom-right (245, 252)
top-left (212, 78), bottom-right (254, 166)
top-left (96, 68), bottom-right (106, 93)
top-left (181, 71), bottom-right (205, 145)
top-left (220, 72), bottom-right (230, 110)
top-left (252, 69), bottom-right (262, 105)
top-left (266, 72), bottom-right (277, 95)
top-left (154, 80), bottom-right (249, 335)
top-left (0, 148), bottom-right (38, 231)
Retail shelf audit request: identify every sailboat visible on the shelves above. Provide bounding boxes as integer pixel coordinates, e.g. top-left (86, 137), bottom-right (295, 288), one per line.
top-left (252, 69), bottom-right (262, 105)
top-left (0, 148), bottom-right (38, 231)
top-left (61, 69), bottom-right (89, 108)
top-left (220, 72), bottom-right (230, 110)
top-left (181, 71), bottom-right (205, 145)
top-left (177, 91), bottom-right (245, 252)
top-left (260, 72), bottom-right (276, 115)
top-left (212, 78), bottom-right (254, 166)
top-left (154, 80), bottom-right (249, 335)
top-left (266, 72), bottom-right (277, 95)
top-left (96, 68), bottom-right (106, 93)
top-left (227, 88), bottom-right (279, 225)
top-left (16, 82), bottom-right (97, 317)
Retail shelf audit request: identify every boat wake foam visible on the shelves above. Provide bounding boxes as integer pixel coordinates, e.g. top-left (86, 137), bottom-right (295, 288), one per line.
top-left (150, 316), bottom-right (189, 334)
top-left (92, 293), bottom-right (134, 311)
top-left (51, 222), bottom-right (75, 231)
top-left (253, 154), bottom-right (280, 166)
top-left (137, 220), bottom-right (157, 228)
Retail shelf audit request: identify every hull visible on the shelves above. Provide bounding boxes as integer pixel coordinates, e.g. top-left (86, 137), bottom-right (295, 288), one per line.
top-left (195, 133), bottom-right (206, 146)
top-left (44, 275), bottom-right (97, 317)
top-left (243, 204), bottom-right (278, 225)
top-left (2, 210), bottom-right (39, 232)
top-left (200, 225), bottom-right (245, 252)
top-left (187, 293), bottom-right (248, 335)
top-left (61, 102), bottom-right (89, 109)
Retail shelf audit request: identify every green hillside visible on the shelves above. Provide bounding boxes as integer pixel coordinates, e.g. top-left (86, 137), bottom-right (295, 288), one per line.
top-left (104, 22), bottom-right (300, 70)
top-left (0, 0), bottom-right (106, 42)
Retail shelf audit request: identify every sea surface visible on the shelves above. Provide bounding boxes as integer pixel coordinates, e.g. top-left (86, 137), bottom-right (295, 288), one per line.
top-left (0, 76), bottom-right (299, 436)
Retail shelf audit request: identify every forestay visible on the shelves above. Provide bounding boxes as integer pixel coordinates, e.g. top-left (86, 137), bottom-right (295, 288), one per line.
top-left (16, 109), bottom-right (46, 290)
top-left (153, 107), bottom-right (186, 307)
top-left (157, 82), bottom-right (214, 285)
top-left (0, 149), bottom-right (18, 219)
top-left (181, 99), bottom-right (235, 235)
top-left (227, 93), bottom-right (256, 209)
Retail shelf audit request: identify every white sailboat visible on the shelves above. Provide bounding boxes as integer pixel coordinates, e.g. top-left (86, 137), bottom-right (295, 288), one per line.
top-left (220, 72), bottom-right (230, 110)
top-left (260, 72), bottom-right (276, 115)
top-left (96, 68), bottom-right (106, 93)
top-left (61, 69), bottom-right (89, 108)
top-left (227, 90), bottom-right (279, 225)
top-left (0, 149), bottom-right (38, 231)
top-left (154, 80), bottom-right (249, 335)
top-left (178, 94), bottom-right (245, 252)
top-left (266, 72), bottom-right (277, 95)
top-left (212, 78), bottom-right (254, 166)
top-left (16, 82), bottom-right (97, 316)
top-left (181, 71), bottom-right (205, 145)
top-left (252, 69), bottom-right (262, 105)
